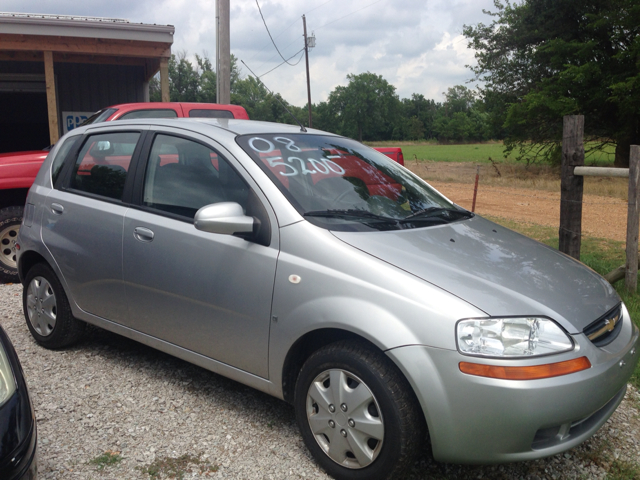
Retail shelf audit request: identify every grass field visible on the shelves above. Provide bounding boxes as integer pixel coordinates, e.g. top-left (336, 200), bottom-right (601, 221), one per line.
top-left (486, 216), bottom-right (640, 389)
top-left (367, 141), bottom-right (617, 166)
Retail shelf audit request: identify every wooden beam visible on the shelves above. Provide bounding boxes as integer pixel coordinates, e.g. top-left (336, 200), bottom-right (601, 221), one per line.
top-left (54, 53), bottom-right (149, 66)
top-left (144, 58), bottom-right (161, 81)
top-left (0, 50), bottom-right (43, 62)
top-left (574, 166), bottom-right (630, 178)
top-left (0, 33), bottom-right (171, 58)
top-left (626, 145), bottom-right (640, 292)
top-left (43, 51), bottom-right (59, 145)
top-left (0, 50), bottom-right (159, 67)
top-left (160, 57), bottom-right (169, 102)
top-left (559, 115), bottom-right (585, 260)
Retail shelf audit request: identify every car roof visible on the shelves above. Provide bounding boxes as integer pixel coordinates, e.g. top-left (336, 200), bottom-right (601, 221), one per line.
top-left (82, 117), bottom-right (338, 138)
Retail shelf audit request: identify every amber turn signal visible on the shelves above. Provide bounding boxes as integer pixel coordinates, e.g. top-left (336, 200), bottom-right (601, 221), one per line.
top-left (459, 356), bottom-right (591, 380)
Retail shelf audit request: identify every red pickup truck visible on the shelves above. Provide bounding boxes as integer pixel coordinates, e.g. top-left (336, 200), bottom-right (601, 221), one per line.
top-left (0, 102), bottom-right (403, 282)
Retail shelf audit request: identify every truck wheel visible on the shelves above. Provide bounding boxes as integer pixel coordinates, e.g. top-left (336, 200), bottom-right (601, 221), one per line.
top-left (294, 341), bottom-right (424, 480)
top-left (0, 206), bottom-right (22, 284)
top-left (23, 263), bottom-right (86, 349)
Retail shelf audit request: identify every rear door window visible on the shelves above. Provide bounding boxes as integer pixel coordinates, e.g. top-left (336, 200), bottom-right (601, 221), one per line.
top-left (70, 132), bottom-right (141, 200)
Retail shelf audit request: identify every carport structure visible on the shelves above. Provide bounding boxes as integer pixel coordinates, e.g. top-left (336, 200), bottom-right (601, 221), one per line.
top-left (0, 12), bottom-right (174, 152)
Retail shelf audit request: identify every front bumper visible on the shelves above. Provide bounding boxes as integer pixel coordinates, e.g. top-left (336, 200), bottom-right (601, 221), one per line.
top-left (1, 423), bottom-right (37, 480)
top-left (387, 312), bottom-right (639, 464)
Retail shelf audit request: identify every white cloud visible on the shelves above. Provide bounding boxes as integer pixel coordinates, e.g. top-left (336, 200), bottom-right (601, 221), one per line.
top-left (2, 0), bottom-right (495, 105)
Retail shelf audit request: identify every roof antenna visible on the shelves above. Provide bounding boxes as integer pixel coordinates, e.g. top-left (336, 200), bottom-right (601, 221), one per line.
top-left (241, 60), bottom-right (307, 132)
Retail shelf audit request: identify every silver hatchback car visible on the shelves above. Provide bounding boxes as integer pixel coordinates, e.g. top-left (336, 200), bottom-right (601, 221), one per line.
top-left (16, 118), bottom-right (639, 479)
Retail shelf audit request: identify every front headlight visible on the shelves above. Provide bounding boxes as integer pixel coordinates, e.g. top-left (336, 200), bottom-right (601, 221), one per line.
top-left (456, 317), bottom-right (573, 357)
top-left (0, 342), bottom-right (16, 407)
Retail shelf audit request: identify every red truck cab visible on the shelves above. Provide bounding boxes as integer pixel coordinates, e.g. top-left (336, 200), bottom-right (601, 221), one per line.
top-left (373, 147), bottom-right (405, 166)
top-left (85, 102), bottom-right (250, 124)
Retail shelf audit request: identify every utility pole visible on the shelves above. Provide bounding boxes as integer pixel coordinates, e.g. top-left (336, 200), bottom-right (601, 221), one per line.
top-left (217, 0), bottom-right (231, 104)
top-left (216, 0), bottom-right (219, 102)
top-left (303, 15), bottom-right (314, 128)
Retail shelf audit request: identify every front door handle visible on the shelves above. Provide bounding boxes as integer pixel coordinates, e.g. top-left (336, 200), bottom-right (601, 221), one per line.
top-left (51, 203), bottom-right (64, 215)
top-left (133, 227), bottom-right (155, 243)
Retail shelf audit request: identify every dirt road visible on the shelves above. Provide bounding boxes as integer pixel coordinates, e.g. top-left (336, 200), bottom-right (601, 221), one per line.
top-left (415, 178), bottom-right (628, 243)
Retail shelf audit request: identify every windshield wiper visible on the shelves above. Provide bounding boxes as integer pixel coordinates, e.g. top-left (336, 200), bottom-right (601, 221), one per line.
top-left (304, 209), bottom-right (398, 223)
top-left (400, 207), bottom-right (474, 223)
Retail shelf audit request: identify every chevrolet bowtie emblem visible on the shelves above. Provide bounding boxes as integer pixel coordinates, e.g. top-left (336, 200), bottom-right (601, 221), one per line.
top-left (588, 314), bottom-right (620, 341)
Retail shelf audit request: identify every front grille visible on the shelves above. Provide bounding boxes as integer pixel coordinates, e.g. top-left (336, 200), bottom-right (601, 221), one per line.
top-left (583, 304), bottom-right (623, 347)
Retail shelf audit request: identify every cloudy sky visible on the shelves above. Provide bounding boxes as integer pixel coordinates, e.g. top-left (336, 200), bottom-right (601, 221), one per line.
top-left (3, 0), bottom-right (497, 106)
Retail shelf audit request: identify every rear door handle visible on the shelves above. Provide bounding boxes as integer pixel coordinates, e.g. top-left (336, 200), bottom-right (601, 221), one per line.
top-left (133, 227), bottom-right (155, 242)
top-left (51, 203), bottom-right (64, 215)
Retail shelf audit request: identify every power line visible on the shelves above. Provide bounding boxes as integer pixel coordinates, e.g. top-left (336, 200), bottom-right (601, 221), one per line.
top-left (314, 0), bottom-right (386, 31)
top-left (248, 0), bottom-right (334, 63)
top-left (255, 0), bottom-right (299, 66)
top-left (259, 48), bottom-right (306, 78)
top-left (306, 0), bottom-right (336, 15)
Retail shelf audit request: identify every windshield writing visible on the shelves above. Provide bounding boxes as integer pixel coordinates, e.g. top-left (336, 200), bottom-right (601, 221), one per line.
top-left (237, 134), bottom-right (471, 232)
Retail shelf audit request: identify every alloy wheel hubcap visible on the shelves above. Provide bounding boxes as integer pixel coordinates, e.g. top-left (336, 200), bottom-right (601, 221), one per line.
top-left (306, 369), bottom-right (384, 469)
top-left (26, 276), bottom-right (57, 336)
top-left (0, 223), bottom-right (19, 269)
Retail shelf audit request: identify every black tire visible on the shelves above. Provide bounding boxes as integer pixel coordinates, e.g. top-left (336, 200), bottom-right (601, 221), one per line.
top-left (294, 340), bottom-right (424, 480)
top-left (23, 263), bottom-right (85, 349)
top-left (0, 206), bottom-right (22, 284)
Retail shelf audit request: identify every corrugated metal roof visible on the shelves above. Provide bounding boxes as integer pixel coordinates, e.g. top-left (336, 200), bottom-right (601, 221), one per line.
top-left (0, 11), bottom-right (174, 43)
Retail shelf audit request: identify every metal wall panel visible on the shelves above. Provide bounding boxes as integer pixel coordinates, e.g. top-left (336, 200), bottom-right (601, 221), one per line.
top-left (56, 63), bottom-right (145, 113)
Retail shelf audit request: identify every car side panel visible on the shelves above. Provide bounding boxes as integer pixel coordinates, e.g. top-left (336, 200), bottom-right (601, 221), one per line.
top-left (40, 190), bottom-right (128, 322)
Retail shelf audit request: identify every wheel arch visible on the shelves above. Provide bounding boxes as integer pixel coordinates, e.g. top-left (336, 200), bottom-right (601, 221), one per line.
top-left (280, 327), bottom-right (427, 431)
top-left (17, 250), bottom-right (49, 286)
top-left (282, 328), bottom-right (365, 404)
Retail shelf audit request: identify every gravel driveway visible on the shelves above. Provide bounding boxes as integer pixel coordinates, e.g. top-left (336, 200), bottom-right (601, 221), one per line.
top-left (1, 282), bottom-right (639, 479)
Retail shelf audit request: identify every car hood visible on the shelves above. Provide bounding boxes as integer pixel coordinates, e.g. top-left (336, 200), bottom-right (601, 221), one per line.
top-left (331, 215), bottom-right (619, 333)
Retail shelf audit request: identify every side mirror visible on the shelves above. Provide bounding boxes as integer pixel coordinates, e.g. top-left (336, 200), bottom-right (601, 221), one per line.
top-left (194, 202), bottom-right (254, 235)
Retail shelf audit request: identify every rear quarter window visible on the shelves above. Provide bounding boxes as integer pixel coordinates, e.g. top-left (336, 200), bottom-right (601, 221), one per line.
top-left (119, 109), bottom-right (178, 120)
top-left (189, 109), bottom-right (234, 119)
top-left (51, 136), bottom-right (81, 185)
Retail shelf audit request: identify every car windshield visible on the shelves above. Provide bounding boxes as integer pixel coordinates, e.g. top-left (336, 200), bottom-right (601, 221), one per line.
top-left (236, 134), bottom-right (472, 231)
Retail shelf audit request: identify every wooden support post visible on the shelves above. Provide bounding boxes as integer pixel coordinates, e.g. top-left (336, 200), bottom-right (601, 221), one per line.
top-left (625, 145), bottom-right (640, 292)
top-left (559, 115), bottom-right (585, 260)
top-left (43, 51), bottom-right (59, 145)
top-left (160, 57), bottom-right (170, 102)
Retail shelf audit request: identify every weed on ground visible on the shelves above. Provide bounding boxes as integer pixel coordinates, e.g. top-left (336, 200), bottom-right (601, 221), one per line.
top-left (89, 450), bottom-right (123, 470)
top-left (137, 453), bottom-right (218, 479)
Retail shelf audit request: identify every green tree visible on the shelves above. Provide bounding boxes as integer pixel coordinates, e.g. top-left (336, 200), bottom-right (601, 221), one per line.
top-left (464, 0), bottom-right (640, 166)
top-left (149, 52), bottom-right (242, 104)
top-left (327, 72), bottom-right (400, 141)
top-left (432, 86), bottom-right (490, 142)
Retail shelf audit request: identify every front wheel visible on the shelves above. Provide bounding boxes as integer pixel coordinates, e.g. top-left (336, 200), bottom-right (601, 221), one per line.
top-left (23, 263), bottom-right (85, 349)
top-left (294, 341), bottom-right (424, 480)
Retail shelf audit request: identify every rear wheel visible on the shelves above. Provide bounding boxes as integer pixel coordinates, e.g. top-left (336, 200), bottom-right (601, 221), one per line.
top-left (0, 206), bottom-right (22, 283)
top-left (294, 341), bottom-right (424, 480)
top-left (23, 263), bottom-right (85, 349)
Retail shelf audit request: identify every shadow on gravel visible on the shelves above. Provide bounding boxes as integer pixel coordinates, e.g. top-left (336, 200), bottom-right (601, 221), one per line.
top-left (65, 324), bottom-right (622, 480)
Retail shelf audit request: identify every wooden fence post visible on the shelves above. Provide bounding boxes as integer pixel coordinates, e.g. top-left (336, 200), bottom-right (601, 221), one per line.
top-left (559, 115), bottom-right (585, 260)
top-left (625, 146), bottom-right (640, 292)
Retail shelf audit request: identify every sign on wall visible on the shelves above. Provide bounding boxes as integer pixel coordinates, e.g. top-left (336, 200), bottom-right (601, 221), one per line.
top-left (62, 111), bottom-right (94, 134)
